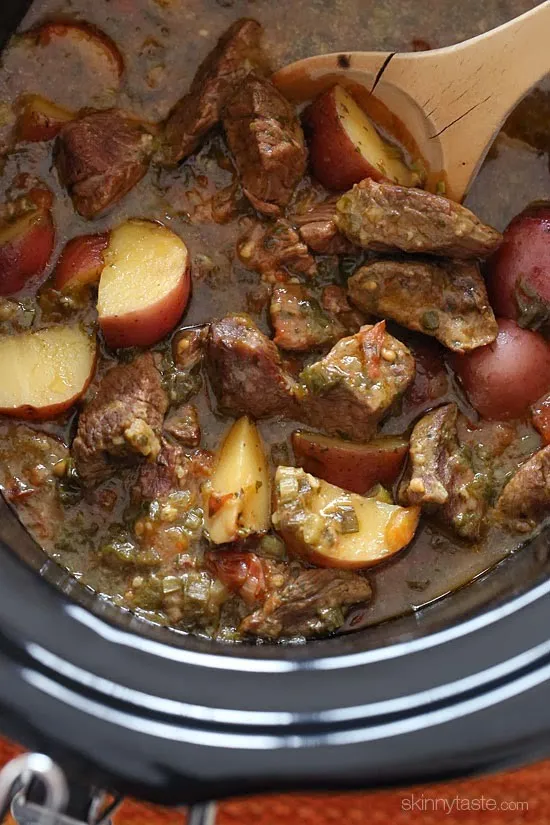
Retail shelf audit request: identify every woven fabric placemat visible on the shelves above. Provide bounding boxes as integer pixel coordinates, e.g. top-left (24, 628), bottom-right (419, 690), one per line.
top-left (1, 737), bottom-right (548, 823)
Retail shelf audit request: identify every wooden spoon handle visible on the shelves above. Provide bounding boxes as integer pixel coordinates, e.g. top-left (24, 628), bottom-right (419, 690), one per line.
top-left (382, 0), bottom-right (550, 198)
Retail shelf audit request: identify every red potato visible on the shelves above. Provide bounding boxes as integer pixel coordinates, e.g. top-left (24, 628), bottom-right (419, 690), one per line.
top-left (487, 203), bottom-right (550, 328)
top-left (16, 94), bottom-right (74, 142)
top-left (273, 466), bottom-right (420, 569)
top-left (29, 21), bottom-right (124, 86)
top-left (452, 318), bottom-right (550, 420)
top-left (97, 219), bottom-right (191, 349)
top-left (292, 431), bottom-right (408, 494)
top-left (304, 85), bottom-right (416, 191)
top-left (0, 325), bottom-right (96, 419)
top-left (0, 193), bottom-right (55, 296)
top-left (54, 233), bottom-right (109, 292)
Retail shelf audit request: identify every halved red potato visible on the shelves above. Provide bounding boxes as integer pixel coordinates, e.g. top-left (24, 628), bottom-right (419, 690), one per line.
top-left (292, 431), bottom-right (408, 494)
top-left (487, 203), bottom-right (550, 328)
top-left (0, 325), bottom-right (96, 419)
top-left (0, 193), bottom-right (55, 296)
top-left (16, 94), bottom-right (74, 142)
top-left (451, 318), bottom-right (550, 420)
top-left (304, 85), bottom-right (416, 191)
top-left (29, 21), bottom-right (124, 87)
top-left (54, 233), bottom-right (109, 292)
top-left (272, 466), bottom-right (420, 569)
top-left (97, 219), bottom-right (190, 349)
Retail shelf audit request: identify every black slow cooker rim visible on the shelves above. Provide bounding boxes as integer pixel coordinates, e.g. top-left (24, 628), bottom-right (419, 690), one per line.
top-left (1, 499), bottom-right (550, 804)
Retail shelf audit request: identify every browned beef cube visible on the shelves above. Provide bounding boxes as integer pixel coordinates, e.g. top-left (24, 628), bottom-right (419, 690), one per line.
top-left (321, 285), bottom-right (365, 336)
top-left (132, 439), bottom-right (213, 503)
top-left (207, 314), bottom-right (299, 419)
top-left (299, 321), bottom-right (415, 441)
top-left (161, 19), bottom-right (268, 166)
top-left (223, 75), bottom-right (307, 215)
top-left (336, 178), bottom-right (502, 259)
top-left (0, 424), bottom-right (68, 545)
top-left (164, 404), bottom-right (201, 447)
top-left (496, 445), bottom-right (550, 533)
top-left (73, 353), bottom-right (168, 486)
top-left (292, 198), bottom-right (356, 254)
top-left (55, 109), bottom-right (154, 218)
top-left (237, 218), bottom-right (316, 281)
top-left (270, 284), bottom-right (343, 351)
top-left (348, 259), bottom-right (498, 352)
top-left (240, 566), bottom-right (372, 639)
top-left (399, 403), bottom-right (489, 540)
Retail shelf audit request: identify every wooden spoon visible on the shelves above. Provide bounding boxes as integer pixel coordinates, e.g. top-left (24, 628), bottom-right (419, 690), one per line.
top-left (273, 1), bottom-right (550, 201)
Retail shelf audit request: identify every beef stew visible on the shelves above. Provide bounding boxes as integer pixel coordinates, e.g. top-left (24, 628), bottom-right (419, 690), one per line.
top-left (0, 0), bottom-right (549, 644)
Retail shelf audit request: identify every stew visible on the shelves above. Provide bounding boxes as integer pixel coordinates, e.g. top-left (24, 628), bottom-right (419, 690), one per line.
top-left (0, 0), bottom-right (549, 643)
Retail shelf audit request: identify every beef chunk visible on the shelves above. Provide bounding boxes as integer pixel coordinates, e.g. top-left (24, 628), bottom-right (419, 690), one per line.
top-left (300, 321), bottom-right (415, 441)
top-left (73, 354), bottom-right (168, 486)
top-left (55, 110), bottom-right (154, 219)
top-left (398, 403), bottom-right (489, 540)
top-left (270, 284), bottom-right (344, 351)
top-left (0, 424), bottom-right (68, 545)
top-left (240, 566), bottom-right (372, 639)
top-left (223, 75), bottom-right (307, 215)
top-left (292, 199), bottom-right (356, 254)
top-left (496, 445), bottom-right (550, 533)
top-left (348, 259), bottom-right (498, 352)
top-left (207, 314), bottom-right (299, 419)
top-left (164, 404), bottom-right (201, 447)
top-left (335, 178), bottom-right (502, 259)
top-left (237, 218), bottom-right (316, 281)
top-left (132, 439), bottom-right (213, 502)
top-left (321, 285), bottom-right (365, 336)
top-left (161, 19), bottom-right (268, 166)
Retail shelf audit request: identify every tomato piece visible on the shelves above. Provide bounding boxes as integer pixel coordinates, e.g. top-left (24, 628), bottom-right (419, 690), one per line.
top-left (206, 551), bottom-right (267, 605)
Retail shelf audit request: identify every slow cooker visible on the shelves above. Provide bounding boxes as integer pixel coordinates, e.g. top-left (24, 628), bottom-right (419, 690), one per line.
top-left (1, 0), bottom-right (550, 819)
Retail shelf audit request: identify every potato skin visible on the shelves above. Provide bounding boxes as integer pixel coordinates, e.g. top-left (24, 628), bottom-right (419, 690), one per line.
top-left (304, 86), bottom-right (383, 191)
top-left (54, 233), bottom-right (109, 291)
top-left (0, 208), bottom-right (55, 296)
top-left (291, 431), bottom-right (408, 494)
top-left (452, 318), bottom-right (550, 420)
top-left (487, 203), bottom-right (550, 328)
top-left (32, 21), bottom-right (124, 80)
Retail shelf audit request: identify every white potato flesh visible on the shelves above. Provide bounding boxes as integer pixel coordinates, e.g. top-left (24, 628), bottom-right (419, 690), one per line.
top-left (207, 416), bottom-right (271, 545)
top-left (335, 86), bottom-right (414, 186)
top-left (273, 466), bottom-right (420, 568)
top-left (0, 325), bottom-right (96, 417)
top-left (98, 219), bottom-right (188, 317)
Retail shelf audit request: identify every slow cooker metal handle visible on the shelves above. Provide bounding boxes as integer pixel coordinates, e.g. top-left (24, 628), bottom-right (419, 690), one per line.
top-left (187, 803), bottom-right (217, 825)
top-left (0, 754), bottom-right (217, 825)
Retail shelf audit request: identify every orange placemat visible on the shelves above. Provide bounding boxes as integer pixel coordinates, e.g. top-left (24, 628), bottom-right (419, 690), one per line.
top-left (1, 737), bottom-right (548, 823)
